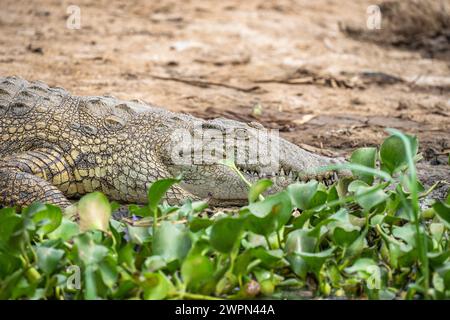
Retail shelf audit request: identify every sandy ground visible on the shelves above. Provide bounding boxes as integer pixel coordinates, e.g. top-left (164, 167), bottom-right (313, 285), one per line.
top-left (0, 0), bottom-right (449, 189)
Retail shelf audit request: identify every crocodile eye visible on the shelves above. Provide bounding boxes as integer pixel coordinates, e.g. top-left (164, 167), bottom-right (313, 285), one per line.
top-left (10, 102), bottom-right (31, 116)
top-left (104, 115), bottom-right (126, 131)
top-left (114, 103), bottom-right (132, 113)
top-left (234, 128), bottom-right (249, 139)
top-left (10, 90), bottom-right (38, 116)
top-left (0, 101), bottom-right (8, 115)
top-left (80, 124), bottom-right (98, 135)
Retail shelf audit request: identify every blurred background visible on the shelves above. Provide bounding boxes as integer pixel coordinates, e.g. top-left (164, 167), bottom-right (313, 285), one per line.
top-left (0, 0), bottom-right (449, 182)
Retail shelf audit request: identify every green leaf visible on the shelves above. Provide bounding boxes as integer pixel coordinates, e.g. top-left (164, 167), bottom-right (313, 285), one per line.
top-left (350, 147), bottom-right (377, 184)
top-left (153, 222), bottom-right (191, 263)
top-left (178, 200), bottom-right (208, 218)
top-left (298, 248), bottom-right (335, 273)
top-left (345, 258), bottom-right (382, 290)
top-left (333, 227), bottom-right (360, 248)
top-left (26, 203), bottom-right (62, 236)
top-left (252, 248), bottom-right (285, 268)
top-left (329, 210), bottom-right (361, 247)
top-left (0, 252), bottom-right (21, 278)
top-left (287, 181), bottom-right (318, 210)
top-left (118, 243), bottom-right (135, 271)
top-left (380, 134), bottom-right (418, 174)
top-left (142, 272), bottom-right (173, 300)
top-left (244, 191), bottom-right (292, 236)
top-left (348, 180), bottom-right (388, 210)
top-left (428, 251), bottom-right (450, 267)
top-left (429, 223), bottom-right (444, 244)
top-left (347, 229), bottom-right (368, 257)
top-left (0, 208), bottom-right (23, 253)
top-left (147, 177), bottom-right (181, 214)
top-left (210, 217), bottom-right (244, 253)
top-left (189, 217), bottom-right (213, 232)
top-left (78, 192), bottom-right (111, 233)
top-left (181, 253), bottom-right (215, 291)
top-left (74, 233), bottom-right (109, 266)
top-left (47, 218), bottom-right (80, 241)
top-left (433, 201), bottom-right (450, 229)
top-left (127, 225), bottom-right (151, 244)
top-left (36, 246), bottom-right (64, 274)
top-left (345, 258), bottom-right (377, 274)
top-left (99, 256), bottom-right (118, 288)
top-left (285, 229), bottom-right (316, 278)
top-left (84, 265), bottom-right (98, 300)
top-left (144, 256), bottom-right (167, 272)
top-left (248, 179), bottom-right (273, 203)
top-left (392, 224), bottom-right (416, 247)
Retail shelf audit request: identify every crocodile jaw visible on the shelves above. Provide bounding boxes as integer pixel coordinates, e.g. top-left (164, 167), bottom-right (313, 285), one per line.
top-left (162, 119), bottom-right (346, 204)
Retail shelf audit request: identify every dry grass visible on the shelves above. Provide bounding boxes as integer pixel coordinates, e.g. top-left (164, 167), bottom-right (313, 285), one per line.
top-left (342, 0), bottom-right (450, 56)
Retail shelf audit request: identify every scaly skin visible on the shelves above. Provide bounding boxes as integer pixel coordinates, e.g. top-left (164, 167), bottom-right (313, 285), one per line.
top-left (0, 76), bottom-right (345, 209)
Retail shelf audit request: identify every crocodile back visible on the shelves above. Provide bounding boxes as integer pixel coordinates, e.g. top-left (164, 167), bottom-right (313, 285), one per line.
top-left (0, 76), bottom-right (74, 156)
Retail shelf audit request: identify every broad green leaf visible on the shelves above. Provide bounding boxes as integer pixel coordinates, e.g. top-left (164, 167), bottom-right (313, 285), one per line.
top-left (429, 223), bottom-right (444, 244)
top-left (0, 252), bottom-right (21, 278)
top-left (347, 229), bottom-right (368, 257)
top-left (244, 191), bottom-right (292, 236)
top-left (147, 178), bottom-right (181, 214)
top-left (99, 256), bottom-right (118, 288)
top-left (285, 229), bottom-right (316, 278)
top-left (252, 248), bottom-right (285, 268)
top-left (350, 147), bottom-right (377, 184)
top-left (380, 134), bottom-right (418, 174)
top-left (127, 225), bottom-right (151, 245)
top-left (345, 258), bottom-right (377, 274)
top-left (78, 192), bottom-right (111, 233)
top-left (348, 180), bottom-right (388, 210)
top-left (254, 268), bottom-right (276, 296)
top-left (48, 218), bottom-right (80, 241)
top-left (142, 272), bottom-right (173, 300)
top-left (153, 222), bottom-right (191, 263)
top-left (177, 200), bottom-right (208, 218)
top-left (234, 250), bottom-right (254, 277)
top-left (74, 233), bottom-right (109, 266)
top-left (433, 272), bottom-right (445, 292)
top-left (26, 203), bottom-right (62, 236)
top-left (144, 256), bottom-right (167, 272)
top-left (333, 227), bottom-right (360, 248)
top-left (392, 224), bottom-right (416, 247)
top-left (285, 230), bottom-right (316, 255)
top-left (248, 179), bottom-right (273, 203)
top-left (428, 251), bottom-right (450, 267)
top-left (189, 217), bottom-right (213, 232)
top-left (436, 263), bottom-right (450, 288)
top-left (210, 217), bottom-right (244, 253)
top-left (299, 248), bottom-right (335, 273)
top-left (181, 253), bottom-right (214, 291)
top-left (0, 269), bottom-right (25, 300)
top-left (36, 246), bottom-right (64, 274)
top-left (118, 243), bottom-right (135, 271)
top-left (287, 181), bottom-right (318, 210)
top-left (433, 201), bottom-right (450, 229)
top-left (84, 265), bottom-right (98, 300)
top-left (0, 208), bottom-right (23, 253)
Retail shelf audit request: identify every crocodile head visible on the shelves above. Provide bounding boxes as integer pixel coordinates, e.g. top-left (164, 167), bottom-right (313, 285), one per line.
top-left (160, 117), bottom-right (347, 206)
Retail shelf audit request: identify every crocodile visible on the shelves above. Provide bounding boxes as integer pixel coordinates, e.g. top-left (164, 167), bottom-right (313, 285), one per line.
top-left (0, 76), bottom-right (345, 209)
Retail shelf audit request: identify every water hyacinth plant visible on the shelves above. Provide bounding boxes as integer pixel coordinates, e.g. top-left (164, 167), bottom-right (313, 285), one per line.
top-left (0, 129), bottom-right (449, 300)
